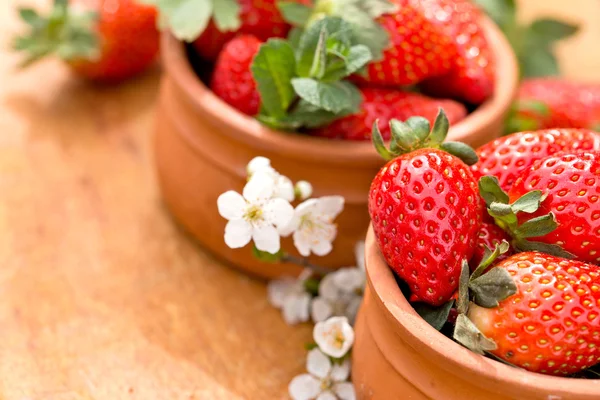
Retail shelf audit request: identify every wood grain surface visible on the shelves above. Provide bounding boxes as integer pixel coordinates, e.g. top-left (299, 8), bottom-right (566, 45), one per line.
top-left (0, 1), bottom-right (598, 399)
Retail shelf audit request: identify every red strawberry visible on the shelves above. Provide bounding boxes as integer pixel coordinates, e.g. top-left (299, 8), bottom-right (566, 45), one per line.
top-left (192, 0), bottom-right (309, 60)
top-left (507, 78), bottom-right (600, 133)
top-left (506, 151), bottom-right (600, 264)
top-left (467, 252), bottom-right (600, 376)
top-left (210, 35), bottom-right (262, 116)
top-left (369, 111), bottom-right (482, 305)
top-left (310, 88), bottom-right (466, 141)
top-left (471, 129), bottom-right (600, 191)
top-left (469, 221), bottom-right (513, 271)
top-left (419, 0), bottom-right (495, 104)
top-left (14, 0), bottom-right (159, 82)
top-left (352, 0), bottom-right (457, 87)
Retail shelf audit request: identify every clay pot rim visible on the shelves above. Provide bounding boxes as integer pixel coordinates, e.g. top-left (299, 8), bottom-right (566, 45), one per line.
top-left (160, 15), bottom-right (518, 167)
top-left (364, 226), bottom-right (600, 395)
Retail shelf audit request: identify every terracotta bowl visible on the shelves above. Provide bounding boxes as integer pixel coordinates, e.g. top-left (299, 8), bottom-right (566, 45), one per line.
top-left (352, 227), bottom-right (600, 400)
top-left (153, 16), bottom-right (518, 279)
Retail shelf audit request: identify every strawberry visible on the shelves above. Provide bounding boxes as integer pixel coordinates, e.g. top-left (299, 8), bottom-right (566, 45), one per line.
top-left (14, 0), bottom-right (159, 82)
top-left (470, 221), bottom-right (513, 271)
top-left (506, 78), bottom-right (600, 133)
top-left (419, 0), bottom-right (495, 104)
top-left (369, 110), bottom-right (482, 306)
top-left (466, 252), bottom-right (600, 376)
top-left (310, 88), bottom-right (467, 141)
top-left (471, 129), bottom-right (600, 192)
top-left (504, 151), bottom-right (600, 264)
top-left (210, 35), bottom-right (262, 116)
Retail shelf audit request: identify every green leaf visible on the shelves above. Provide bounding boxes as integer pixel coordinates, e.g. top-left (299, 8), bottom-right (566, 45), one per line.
top-left (469, 268), bottom-right (517, 308)
top-left (344, 45), bottom-right (372, 75)
top-left (515, 240), bottom-right (575, 259)
top-left (413, 301), bottom-right (454, 331)
top-left (291, 78), bottom-right (361, 113)
top-left (515, 100), bottom-right (551, 116)
top-left (489, 202), bottom-right (514, 218)
top-left (519, 44), bottom-right (560, 78)
top-left (372, 120), bottom-right (394, 161)
top-left (472, 0), bottom-right (516, 29)
top-left (440, 142), bottom-right (479, 166)
top-left (251, 39), bottom-right (297, 119)
top-left (287, 26), bottom-right (304, 49)
top-left (513, 213), bottom-right (557, 238)
top-left (470, 241), bottom-right (510, 281)
top-left (252, 245), bottom-right (284, 262)
top-left (453, 314), bottom-right (497, 355)
top-left (429, 109), bottom-right (450, 144)
top-left (457, 260), bottom-right (470, 315)
top-left (510, 190), bottom-right (544, 214)
top-left (529, 18), bottom-right (579, 43)
top-left (278, 1), bottom-right (313, 27)
top-left (155, 0), bottom-right (213, 42)
top-left (212, 0), bottom-right (241, 32)
top-left (478, 176), bottom-right (509, 207)
top-left (18, 8), bottom-right (43, 27)
top-left (309, 27), bottom-right (328, 79)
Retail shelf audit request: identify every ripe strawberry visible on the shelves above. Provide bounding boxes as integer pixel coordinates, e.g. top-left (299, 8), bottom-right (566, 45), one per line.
top-left (351, 0), bottom-right (457, 87)
top-left (419, 0), bottom-right (495, 104)
top-left (506, 78), bottom-right (600, 133)
top-left (369, 110), bottom-right (482, 305)
top-left (471, 129), bottom-right (600, 191)
top-left (469, 221), bottom-right (513, 271)
top-left (14, 0), bottom-right (159, 82)
top-left (506, 151), bottom-right (600, 264)
top-left (310, 88), bottom-right (466, 141)
top-left (467, 252), bottom-right (600, 376)
top-left (210, 35), bottom-right (262, 116)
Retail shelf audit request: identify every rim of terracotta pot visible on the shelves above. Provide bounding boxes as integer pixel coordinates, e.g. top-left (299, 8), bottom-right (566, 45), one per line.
top-left (160, 15), bottom-right (518, 167)
top-left (364, 226), bottom-right (600, 397)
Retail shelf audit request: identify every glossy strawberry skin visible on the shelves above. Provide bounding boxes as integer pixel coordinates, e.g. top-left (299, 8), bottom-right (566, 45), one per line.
top-left (419, 0), bottom-right (495, 104)
top-left (469, 221), bottom-right (513, 271)
top-left (469, 252), bottom-right (600, 376)
top-left (369, 149), bottom-right (482, 305)
top-left (509, 151), bottom-right (600, 264)
top-left (513, 78), bottom-right (600, 130)
top-left (69, 0), bottom-right (159, 81)
top-left (210, 35), bottom-right (262, 116)
top-left (310, 88), bottom-right (467, 141)
top-left (353, 0), bottom-right (456, 87)
top-left (192, 0), bottom-right (303, 60)
top-left (471, 129), bottom-right (600, 191)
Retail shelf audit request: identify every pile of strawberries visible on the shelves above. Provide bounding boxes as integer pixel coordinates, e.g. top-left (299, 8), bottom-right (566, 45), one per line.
top-left (369, 111), bottom-right (600, 377)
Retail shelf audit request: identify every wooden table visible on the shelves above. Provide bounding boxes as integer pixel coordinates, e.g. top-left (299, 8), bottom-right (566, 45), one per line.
top-left (0, 1), bottom-right (598, 398)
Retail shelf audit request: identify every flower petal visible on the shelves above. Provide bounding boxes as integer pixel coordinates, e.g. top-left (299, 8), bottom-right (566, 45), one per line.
top-left (289, 374), bottom-right (321, 400)
top-left (316, 196), bottom-right (344, 219)
top-left (283, 293), bottom-right (311, 325)
top-left (252, 224), bottom-right (281, 254)
top-left (319, 274), bottom-right (341, 301)
top-left (345, 296), bottom-right (362, 325)
top-left (264, 198), bottom-right (294, 229)
top-left (247, 156), bottom-right (272, 175)
top-left (293, 229), bottom-right (312, 257)
top-left (306, 348), bottom-right (331, 379)
top-left (275, 175), bottom-right (296, 202)
top-left (279, 214), bottom-right (300, 237)
top-left (311, 297), bottom-right (333, 323)
top-left (330, 359), bottom-right (351, 381)
top-left (217, 191), bottom-right (246, 220)
top-left (334, 382), bottom-right (356, 400)
top-left (243, 173), bottom-right (275, 202)
top-left (295, 198), bottom-right (318, 217)
top-left (295, 180), bottom-right (313, 200)
top-left (316, 392), bottom-right (337, 400)
top-left (314, 316), bottom-right (355, 358)
top-left (311, 239), bottom-right (333, 257)
top-left (332, 268), bottom-right (365, 294)
top-left (267, 278), bottom-right (295, 309)
top-left (224, 219), bottom-right (252, 249)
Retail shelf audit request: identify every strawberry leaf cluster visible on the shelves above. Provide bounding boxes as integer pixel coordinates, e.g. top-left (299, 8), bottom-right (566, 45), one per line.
top-left (252, 17), bottom-right (373, 130)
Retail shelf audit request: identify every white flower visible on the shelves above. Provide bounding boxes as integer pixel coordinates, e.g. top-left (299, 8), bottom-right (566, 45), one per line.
top-left (295, 180), bottom-right (313, 200)
top-left (289, 349), bottom-right (355, 400)
top-left (246, 157), bottom-right (295, 201)
top-left (314, 317), bottom-right (354, 359)
top-left (281, 196), bottom-right (344, 257)
top-left (267, 270), bottom-right (312, 325)
top-left (217, 174), bottom-right (294, 254)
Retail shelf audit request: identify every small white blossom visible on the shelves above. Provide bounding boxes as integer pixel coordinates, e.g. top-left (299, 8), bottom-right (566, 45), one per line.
top-left (314, 317), bottom-right (354, 359)
top-left (267, 270), bottom-right (313, 325)
top-left (295, 180), bottom-right (313, 200)
top-left (217, 174), bottom-right (294, 254)
top-left (247, 156), bottom-right (272, 175)
top-left (281, 196), bottom-right (344, 257)
top-left (289, 349), bottom-right (355, 400)
top-left (246, 157), bottom-right (295, 201)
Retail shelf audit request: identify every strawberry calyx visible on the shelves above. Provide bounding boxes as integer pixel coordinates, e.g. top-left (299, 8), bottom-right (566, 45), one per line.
top-left (13, 0), bottom-right (100, 66)
top-left (141, 0), bottom-right (242, 42)
top-left (504, 100), bottom-right (550, 134)
top-left (371, 109), bottom-right (479, 165)
top-left (478, 176), bottom-right (574, 259)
